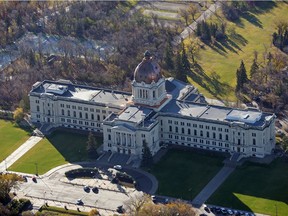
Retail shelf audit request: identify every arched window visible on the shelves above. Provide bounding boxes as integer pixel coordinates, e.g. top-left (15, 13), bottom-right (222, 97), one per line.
top-left (188, 129), bottom-right (191, 135)
top-left (73, 111), bottom-right (76, 117)
top-left (226, 134), bottom-right (229, 141)
top-left (67, 110), bottom-right (70, 116)
top-left (182, 128), bottom-right (185, 134)
top-left (85, 113), bottom-right (88, 119)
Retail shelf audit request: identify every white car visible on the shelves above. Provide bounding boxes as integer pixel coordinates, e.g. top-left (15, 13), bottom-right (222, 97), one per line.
top-left (113, 165), bottom-right (122, 170)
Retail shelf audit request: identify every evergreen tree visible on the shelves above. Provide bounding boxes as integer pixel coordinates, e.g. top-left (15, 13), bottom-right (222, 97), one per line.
top-left (87, 132), bottom-right (98, 159)
top-left (141, 141), bottom-right (153, 168)
top-left (163, 34), bottom-right (174, 70)
top-left (249, 59), bottom-right (259, 79)
top-left (236, 60), bottom-right (248, 92)
top-left (174, 51), bottom-right (187, 82)
top-left (181, 42), bottom-right (190, 72)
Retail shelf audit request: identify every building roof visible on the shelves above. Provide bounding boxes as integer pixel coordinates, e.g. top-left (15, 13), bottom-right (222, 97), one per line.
top-left (160, 99), bottom-right (274, 127)
top-left (30, 80), bottom-right (131, 108)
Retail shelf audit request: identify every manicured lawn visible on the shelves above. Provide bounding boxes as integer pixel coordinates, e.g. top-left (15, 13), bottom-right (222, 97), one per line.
top-left (0, 119), bottom-right (31, 161)
top-left (186, 2), bottom-right (288, 101)
top-left (9, 130), bottom-right (102, 175)
top-left (208, 159), bottom-right (288, 215)
top-left (150, 149), bottom-right (224, 200)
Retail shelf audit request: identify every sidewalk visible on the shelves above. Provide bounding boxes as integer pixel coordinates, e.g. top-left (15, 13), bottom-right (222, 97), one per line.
top-left (0, 136), bottom-right (42, 172)
top-left (192, 166), bottom-right (235, 207)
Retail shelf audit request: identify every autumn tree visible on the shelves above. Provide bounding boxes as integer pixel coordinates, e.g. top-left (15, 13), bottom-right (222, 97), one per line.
top-left (179, 9), bottom-right (190, 26)
top-left (0, 174), bottom-right (19, 203)
top-left (86, 132), bottom-right (98, 159)
top-left (188, 4), bottom-right (198, 21)
top-left (125, 193), bottom-right (151, 216)
top-left (13, 107), bottom-right (25, 123)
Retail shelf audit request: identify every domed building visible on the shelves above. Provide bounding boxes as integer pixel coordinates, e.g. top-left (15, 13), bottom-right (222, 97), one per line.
top-left (29, 51), bottom-right (276, 166)
top-left (132, 51), bottom-right (167, 107)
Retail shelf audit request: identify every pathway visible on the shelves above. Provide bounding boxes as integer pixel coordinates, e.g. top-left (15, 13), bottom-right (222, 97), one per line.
top-left (192, 166), bottom-right (235, 207)
top-left (173, 2), bottom-right (221, 45)
top-left (0, 136), bottom-right (42, 172)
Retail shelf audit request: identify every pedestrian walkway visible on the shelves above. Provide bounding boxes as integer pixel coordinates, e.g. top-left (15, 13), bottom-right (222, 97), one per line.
top-left (0, 136), bottom-right (42, 172)
top-left (192, 166), bottom-right (235, 207)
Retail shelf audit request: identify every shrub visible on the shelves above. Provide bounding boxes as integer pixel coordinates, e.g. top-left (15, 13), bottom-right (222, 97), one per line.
top-left (65, 168), bottom-right (99, 179)
top-left (115, 172), bottom-right (135, 185)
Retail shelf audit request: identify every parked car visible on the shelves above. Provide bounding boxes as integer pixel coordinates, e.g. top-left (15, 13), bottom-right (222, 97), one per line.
top-left (116, 205), bottom-right (125, 213)
top-left (83, 185), bottom-right (90, 192)
top-left (92, 186), bottom-right (99, 194)
top-left (204, 206), bottom-right (210, 213)
top-left (113, 165), bottom-right (122, 170)
top-left (221, 208), bottom-right (227, 215)
top-left (227, 209), bottom-right (234, 215)
top-left (76, 199), bottom-right (83, 205)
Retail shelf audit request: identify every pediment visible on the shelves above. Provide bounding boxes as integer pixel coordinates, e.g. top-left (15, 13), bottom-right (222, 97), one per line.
top-left (112, 124), bottom-right (136, 132)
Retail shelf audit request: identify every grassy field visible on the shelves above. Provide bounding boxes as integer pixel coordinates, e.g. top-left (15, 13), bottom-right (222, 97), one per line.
top-left (9, 130), bottom-right (102, 175)
top-left (0, 119), bottom-right (31, 161)
top-left (186, 2), bottom-right (288, 101)
top-left (38, 205), bottom-right (88, 216)
top-left (150, 149), bottom-right (224, 200)
top-left (208, 159), bottom-right (288, 215)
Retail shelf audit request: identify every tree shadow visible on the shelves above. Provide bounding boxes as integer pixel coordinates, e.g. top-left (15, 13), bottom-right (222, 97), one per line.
top-left (189, 64), bottom-right (233, 100)
top-left (229, 32), bottom-right (248, 47)
top-left (253, 1), bottom-right (277, 14)
top-left (241, 12), bottom-right (263, 28)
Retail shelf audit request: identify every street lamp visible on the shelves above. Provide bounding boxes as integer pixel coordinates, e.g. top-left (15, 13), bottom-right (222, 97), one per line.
top-left (35, 163), bottom-right (38, 176)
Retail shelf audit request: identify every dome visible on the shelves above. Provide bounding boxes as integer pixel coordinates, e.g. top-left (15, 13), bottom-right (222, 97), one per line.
top-left (134, 51), bottom-right (162, 84)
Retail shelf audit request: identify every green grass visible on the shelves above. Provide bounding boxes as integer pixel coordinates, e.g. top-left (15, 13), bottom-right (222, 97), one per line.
top-left (150, 149), bottom-right (224, 200)
top-left (208, 159), bottom-right (288, 215)
top-left (9, 130), bottom-right (102, 175)
top-left (186, 2), bottom-right (288, 101)
top-left (0, 119), bottom-right (31, 161)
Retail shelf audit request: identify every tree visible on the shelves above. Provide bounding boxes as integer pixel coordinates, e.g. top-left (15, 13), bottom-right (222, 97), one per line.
top-left (188, 37), bottom-right (200, 65)
top-left (188, 4), bottom-right (198, 21)
top-left (236, 60), bottom-right (248, 92)
top-left (141, 140), bottom-right (153, 168)
top-left (13, 107), bottom-right (24, 123)
top-left (125, 193), bottom-right (151, 215)
top-left (181, 42), bottom-right (190, 72)
top-left (163, 34), bottom-right (174, 70)
top-left (179, 9), bottom-right (189, 26)
top-left (88, 208), bottom-right (100, 216)
top-left (249, 59), bottom-right (259, 79)
top-left (174, 51), bottom-right (187, 82)
top-left (86, 132), bottom-right (98, 159)
top-left (0, 174), bottom-right (19, 203)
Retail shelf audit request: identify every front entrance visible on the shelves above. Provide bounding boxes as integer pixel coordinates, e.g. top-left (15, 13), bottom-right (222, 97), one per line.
top-left (237, 147), bottom-right (240, 152)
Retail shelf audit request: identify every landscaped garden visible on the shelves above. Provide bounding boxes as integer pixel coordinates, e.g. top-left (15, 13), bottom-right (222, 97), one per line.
top-left (208, 158), bottom-right (288, 215)
top-left (0, 119), bottom-right (31, 161)
top-left (9, 130), bottom-right (102, 175)
top-left (150, 149), bottom-right (224, 200)
top-left (186, 1), bottom-right (288, 102)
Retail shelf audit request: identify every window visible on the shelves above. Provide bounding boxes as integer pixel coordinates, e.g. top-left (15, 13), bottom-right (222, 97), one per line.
top-left (168, 120), bottom-right (172, 124)
top-left (194, 130), bottom-right (197, 136)
top-left (182, 128), bottom-right (185, 134)
top-left (85, 113), bottom-right (88, 119)
top-left (225, 129), bottom-right (229, 132)
top-left (205, 126), bottom-right (209, 129)
top-left (218, 128), bottom-right (222, 132)
top-left (73, 111), bottom-right (76, 117)
top-left (200, 139), bottom-right (204, 143)
top-left (36, 100), bottom-right (39, 104)
top-left (169, 134), bottom-right (173, 139)
top-left (37, 105), bottom-right (40, 112)
top-left (102, 110), bottom-right (106, 114)
top-left (252, 133), bottom-right (256, 137)
top-left (212, 141), bottom-right (216, 145)
top-left (108, 134), bottom-right (111, 140)
top-left (193, 138), bottom-right (197, 142)
top-left (193, 124), bottom-right (197, 128)
top-left (91, 122), bottom-right (95, 126)
top-left (206, 140), bottom-right (210, 144)
top-left (78, 106), bottom-right (82, 110)
top-left (84, 107), bottom-right (88, 111)
top-left (73, 120), bottom-right (77, 124)
top-left (219, 142), bottom-right (223, 147)
top-left (72, 105), bottom-right (76, 109)
top-left (181, 122), bottom-right (184, 126)
top-left (181, 136), bottom-right (185, 140)
top-left (66, 104), bottom-right (70, 108)
top-left (103, 115), bottom-right (106, 120)
top-left (174, 121), bottom-right (178, 125)
top-left (97, 115), bottom-right (100, 121)
top-left (96, 109), bottom-right (100, 113)
top-left (200, 130), bottom-right (203, 137)
top-left (175, 135), bottom-right (179, 139)
top-left (85, 122), bottom-right (89, 126)
top-left (213, 132), bottom-right (216, 139)
top-left (175, 127), bottom-right (178, 133)
top-left (141, 134), bottom-right (145, 138)
top-left (60, 104), bottom-right (64, 108)
top-left (36, 114), bottom-right (40, 118)
top-left (79, 112), bottom-right (82, 118)
top-left (206, 131), bottom-right (209, 138)
top-left (253, 139), bottom-right (256, 145)
top-left (187, 137), bottom-right (191, 141)
top-left (91, 114), bottom-right (94, 120)
top-left (252, 147), bottom-right (256, 152)
top-left (169, 126), bottom-right (172, 132)
top-left (187, 123), bottom-right (191, 127)
top-left (226, 134), bottom-right (229, 141)
top-left (160, 120), bottom-right (163, 126)
top-left (90, 108), bottom-right (94, 112)
top-left (61, 118), bottom-right (65, 122)
top-left (188, 129), bottom-right (191, 135)
top-left (79, 121), bottom-right (83, 125)
top-left (219, 133), bottom-right (222, 140)
top-left (225, 143), bottom-right (229, 147)
top-left (61, 109), bottom-right (64, 115)
top-left (212, 127), bottom-right (216, 130)
top-left (199, 125), bottom-right (203, 129)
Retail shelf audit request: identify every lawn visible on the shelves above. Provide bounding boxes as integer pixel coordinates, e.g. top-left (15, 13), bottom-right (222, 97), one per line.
top-left (208, 159), bottom-right (288, 215)
top-left (0, 119), bottom-right (31, 161)
top-left (186, 2), bottom-right (288, 101)
top-left (9, 130), bottom-right (103, 175)
top-left (150, 149), bottom-right (224, 200)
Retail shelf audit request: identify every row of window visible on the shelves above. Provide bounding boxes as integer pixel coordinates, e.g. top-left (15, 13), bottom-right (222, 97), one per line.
top-left (60, 118), bottom-right (101, 127)
top-left (60, 103), bottom-right (107, 113)
top-left (60, 109), bottom-right (106, 121)
top-left (165, 120), bottom-right (229, 131)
